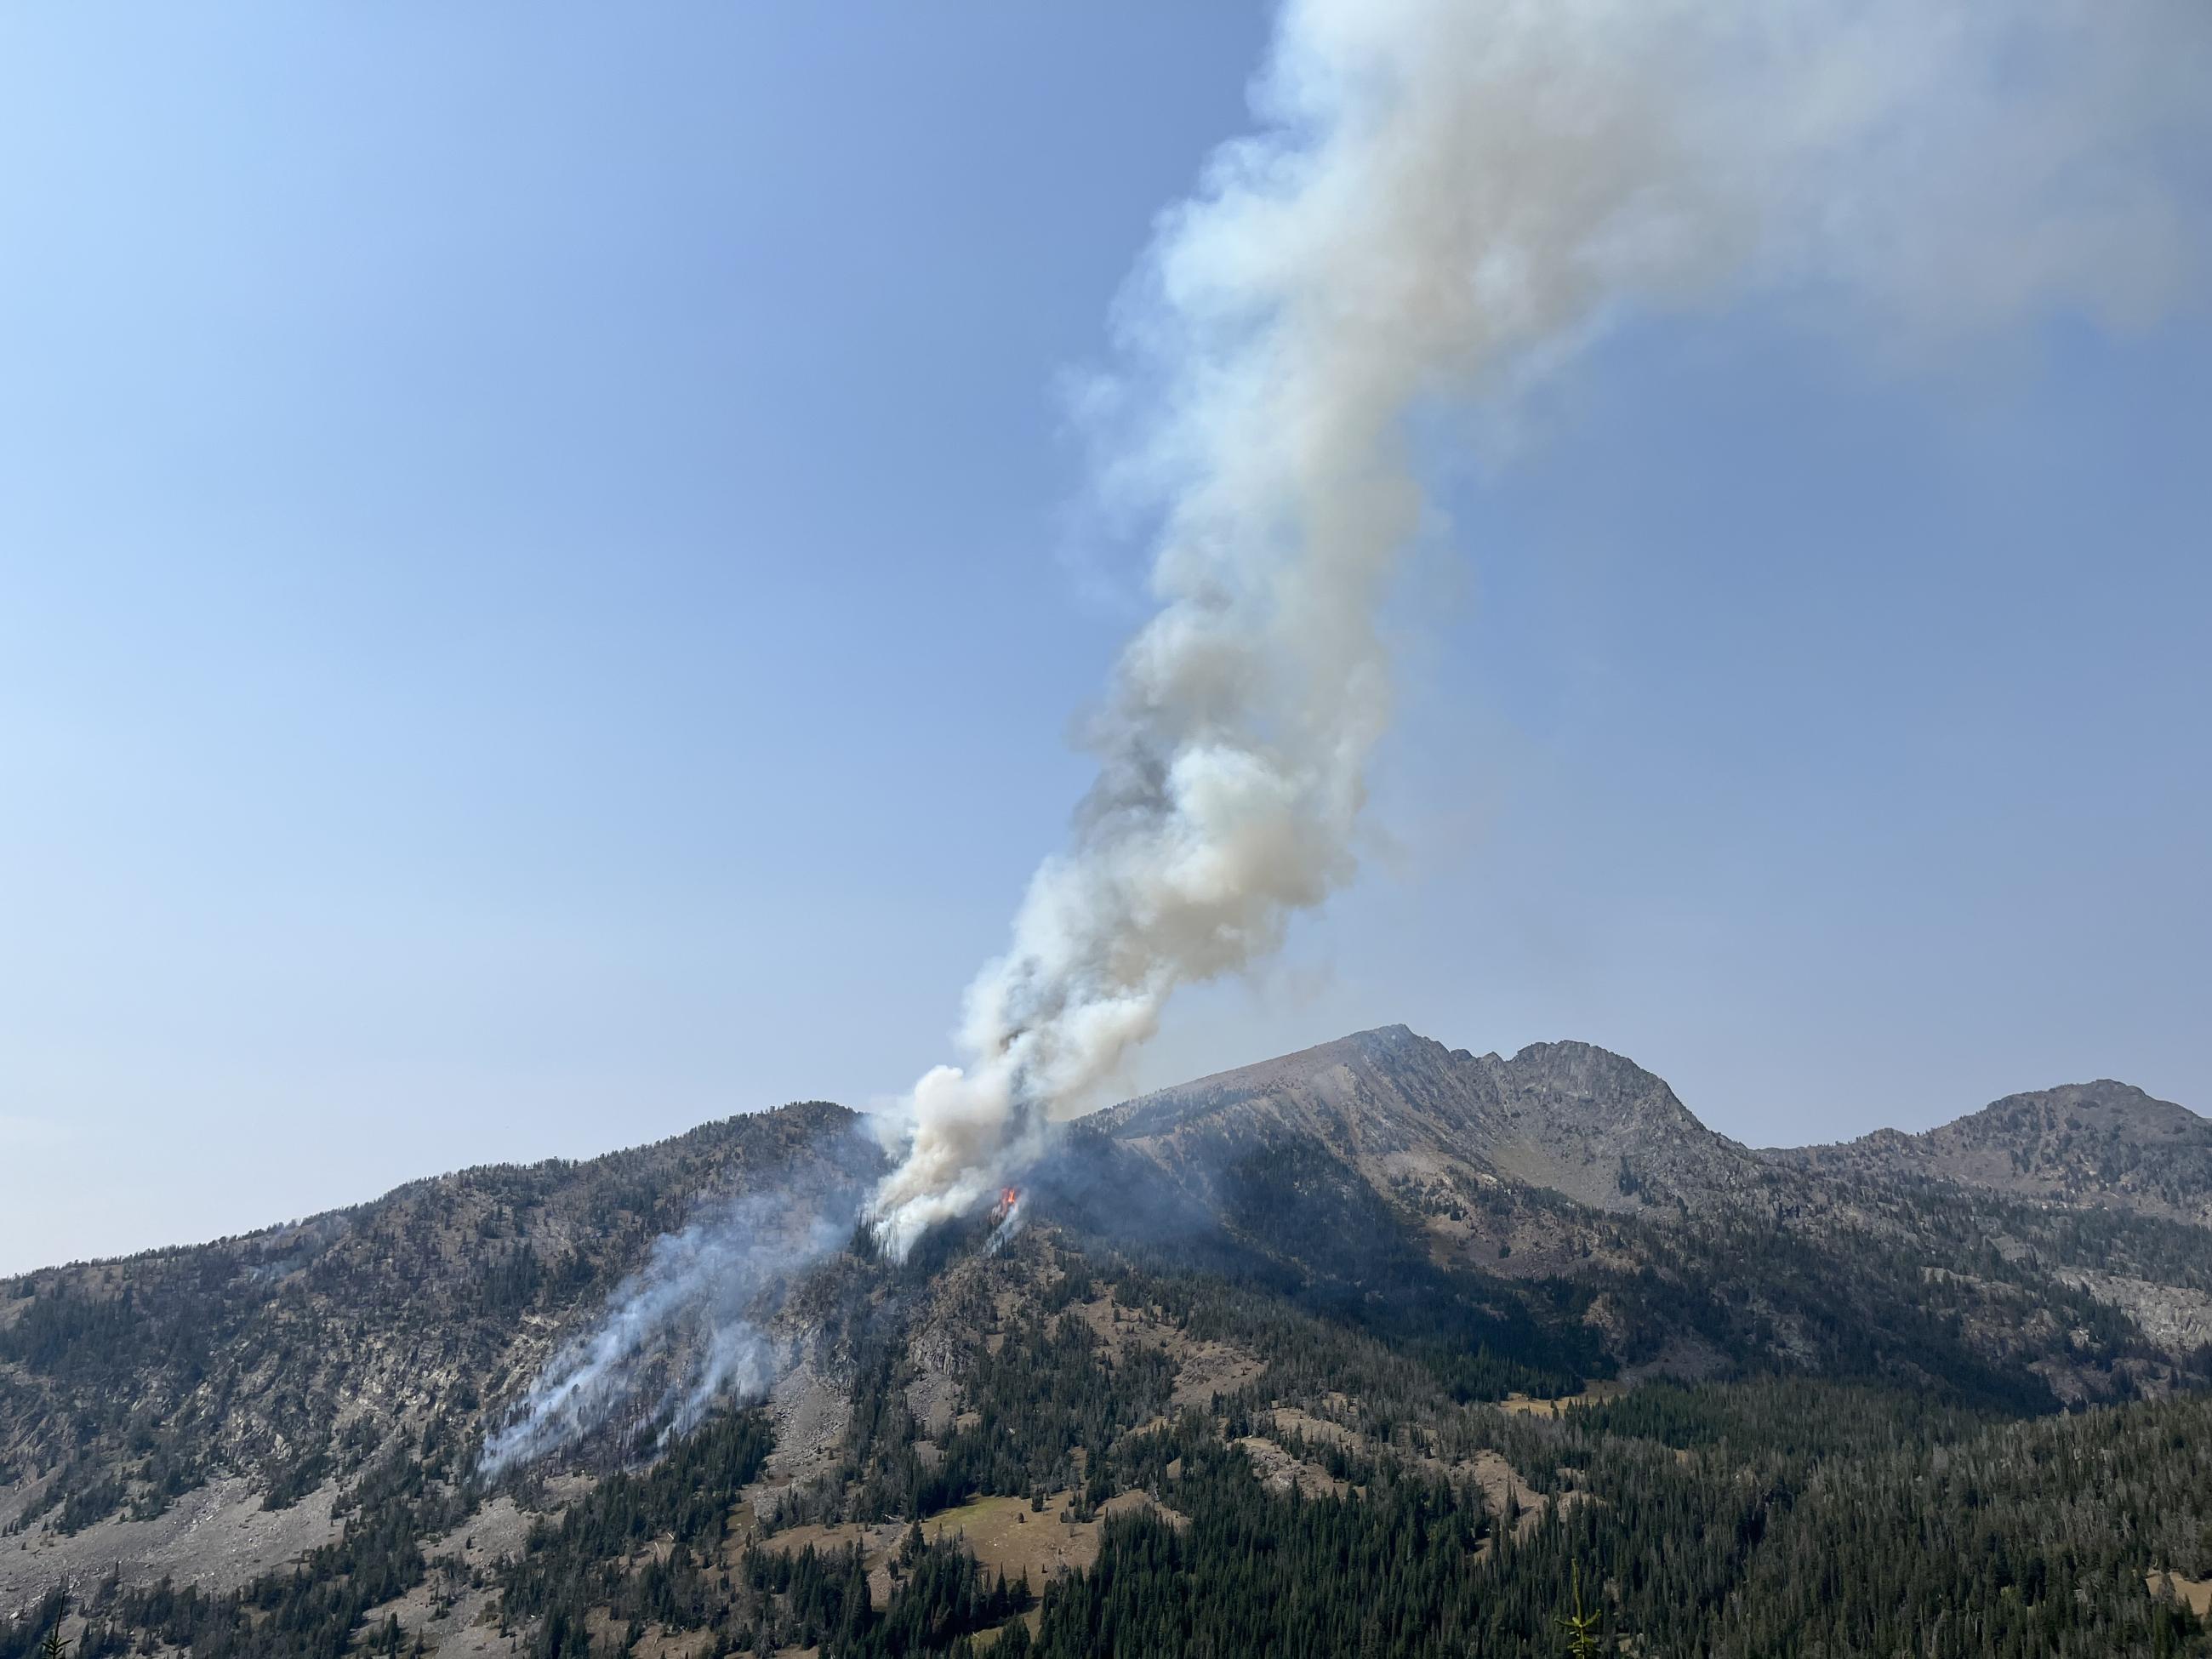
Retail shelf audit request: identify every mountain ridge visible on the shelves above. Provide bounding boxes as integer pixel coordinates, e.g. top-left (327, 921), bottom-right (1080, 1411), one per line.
top-left (18, 1032), bottom-right (2192, 1283)
top-left (1099, 1024), bottom-right (2208, 1222)
top-left (6, 1025), bottom-right (2209, 1654)
top-left (1769, 1077), bottom-right (2212, 1224)
top-left (1092, 1025), bottom-right (1761, 1216)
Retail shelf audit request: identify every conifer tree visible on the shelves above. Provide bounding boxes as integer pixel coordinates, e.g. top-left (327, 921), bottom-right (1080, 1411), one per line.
top-left (1556, 1563), bottom-right (1602, 1658)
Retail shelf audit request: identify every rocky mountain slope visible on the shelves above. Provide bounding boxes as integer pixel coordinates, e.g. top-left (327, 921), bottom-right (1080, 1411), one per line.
top-left (1096, 1025), bottom-right (1760, 1214)
top-left (0, 1104), bottom-right (880, 1605)
top-left (1085, 1028), bottom-right (2212, 1402)
top-left (3, 1028), bottom-right (2209, 1657)
top-left (1771, 1079), bottom-right (2212, 1224)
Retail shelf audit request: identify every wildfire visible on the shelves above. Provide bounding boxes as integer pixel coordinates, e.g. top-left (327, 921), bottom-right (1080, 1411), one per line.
top-left (989, 1185), bottom-right (1021, 1226)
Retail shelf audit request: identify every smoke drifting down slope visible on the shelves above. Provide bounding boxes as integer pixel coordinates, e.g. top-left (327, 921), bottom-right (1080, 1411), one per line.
top-left (481, 1186), bottom-right (858, 1474)
top-left (864, 0), bottom-right (2210, 1257)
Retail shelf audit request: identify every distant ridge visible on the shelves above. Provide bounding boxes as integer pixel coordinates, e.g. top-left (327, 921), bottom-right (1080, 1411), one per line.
top-left (1093, 1023), bottom-right (1759, 1213)
top-left (1096, 1023), bottom-right (2207, 1224)
top-left (1770, 1079), bottom-right (2212, 1224)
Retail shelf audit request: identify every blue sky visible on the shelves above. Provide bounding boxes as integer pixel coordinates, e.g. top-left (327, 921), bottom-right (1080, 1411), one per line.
top-left (3, 3), bottom-right (2206, 1272)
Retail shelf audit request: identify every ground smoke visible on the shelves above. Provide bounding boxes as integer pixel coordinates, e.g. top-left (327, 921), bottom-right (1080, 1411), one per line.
top-left (480, 1191), bottom-right (846, 1474)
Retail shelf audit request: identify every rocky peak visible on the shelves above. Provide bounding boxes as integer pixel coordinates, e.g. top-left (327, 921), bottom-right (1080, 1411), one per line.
top-left (1095, 1026), bottom-right (1754, 1213)
top-left (1463, 1040), bottom-right (1755, 1209)
top-left (1776, 1079), bottom-right (2210, 1224)
top-left (1950, 1080), bottom-right (2205, 1144)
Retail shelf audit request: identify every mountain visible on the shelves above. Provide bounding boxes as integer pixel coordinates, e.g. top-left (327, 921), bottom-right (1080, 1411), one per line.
top-left (1773, 1079), bottom-right (2212, 1224)
top-left (1090, 1027), bottom-right (2212, 1397)
top-left (0, 1102), bottom-right (881, 1633)
top-left (1098, 1025), bottom-right (1759, 1213)
top-left (4, 1029), bottom-right (2210, 1659)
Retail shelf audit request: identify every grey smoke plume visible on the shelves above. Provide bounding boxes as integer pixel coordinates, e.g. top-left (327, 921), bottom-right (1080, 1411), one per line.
top-left (868, 0), bottom-right (2209, 1257)
top-left (480, 1191), bottom-right (844, 1474)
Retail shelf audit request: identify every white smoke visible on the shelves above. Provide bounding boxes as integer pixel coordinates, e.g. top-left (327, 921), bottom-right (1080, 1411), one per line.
top-left (481, 1191), bottom-right (844, 1474)
top-left (868, 0), bottom-right (2209, 1257)
top-left (986, 1189), bottom-right (1027, 1257)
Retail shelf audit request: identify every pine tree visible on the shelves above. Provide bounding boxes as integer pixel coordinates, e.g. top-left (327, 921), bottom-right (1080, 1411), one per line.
top-left (1555, 1563), bottom-right (1602, 1659)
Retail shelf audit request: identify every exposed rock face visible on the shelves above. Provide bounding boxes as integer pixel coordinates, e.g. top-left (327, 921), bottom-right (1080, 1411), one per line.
top-left (1092, 1024), bottom-right (1759, 1213)
top-left (1771, 1080), bottom-right (2212, 1224)
top-left (1468, 1038), bottom-right (1761, 1210)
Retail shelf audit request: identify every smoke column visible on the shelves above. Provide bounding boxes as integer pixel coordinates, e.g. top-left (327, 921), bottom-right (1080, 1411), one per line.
top-left (486, 1), bottom-right (2206, 1464)
top-left (868, 0), bottom-right (2209, 1257)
